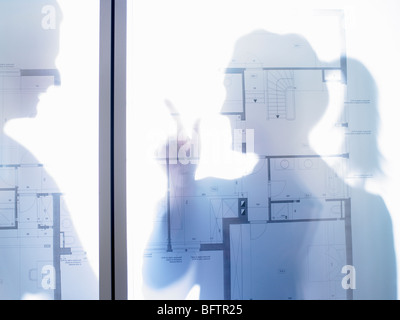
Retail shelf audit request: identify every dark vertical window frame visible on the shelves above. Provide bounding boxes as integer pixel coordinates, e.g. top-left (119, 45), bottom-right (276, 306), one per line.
top-left (113, 0), bottom-right (128, 300)
top-left (99, 0), bottom-right (112, 300)
top-left (99, 0), bottom-right (127, 300)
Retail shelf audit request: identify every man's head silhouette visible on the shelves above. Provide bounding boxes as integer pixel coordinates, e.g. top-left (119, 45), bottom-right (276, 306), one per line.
top-left (0, 0), bottom-right (61, 121)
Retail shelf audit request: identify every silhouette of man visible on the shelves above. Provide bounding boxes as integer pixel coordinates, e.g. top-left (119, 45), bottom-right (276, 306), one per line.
top-left (0, 0), bottom-right (97, 300)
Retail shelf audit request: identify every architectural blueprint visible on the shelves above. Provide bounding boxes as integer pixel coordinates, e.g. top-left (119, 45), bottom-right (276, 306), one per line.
top-left (0, 67), bottom-right (94, 300)
top-left (137, 10), bottom-right (396, 300)
top-left (0, 1), bottom-right (97, 300)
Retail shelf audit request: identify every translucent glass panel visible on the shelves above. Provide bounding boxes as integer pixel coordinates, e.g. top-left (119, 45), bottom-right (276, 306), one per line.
top-left (0, 1), bottom-right (99, 299)
top-left (127, 0), bottom-right (399, 300)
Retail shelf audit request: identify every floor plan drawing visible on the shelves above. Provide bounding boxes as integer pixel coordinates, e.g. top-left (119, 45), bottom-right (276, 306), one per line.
top-left (0, 67), bottom-right (94, 299)
top-left (139, 11), bottom-right (363, 300)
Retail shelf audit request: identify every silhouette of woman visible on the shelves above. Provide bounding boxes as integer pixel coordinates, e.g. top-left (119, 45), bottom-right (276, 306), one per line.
top-left (139, 30), bottom-right (397, 300)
